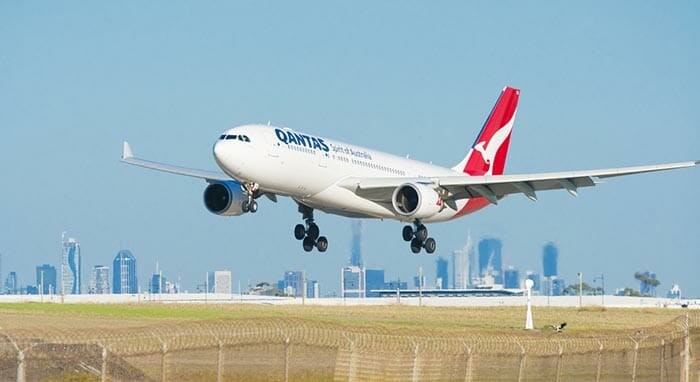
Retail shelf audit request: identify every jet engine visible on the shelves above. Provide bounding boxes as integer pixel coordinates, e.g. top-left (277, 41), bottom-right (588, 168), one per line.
top-left (391, 183), bottom-right (442, 219)
top-left (203, 181), bottom-right (248, 216)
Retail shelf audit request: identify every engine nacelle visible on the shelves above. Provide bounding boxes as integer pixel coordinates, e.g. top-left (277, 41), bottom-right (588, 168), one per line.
top-left (391, 183), bottom-right (442, 219)
top-left (203, 181), bottom-right (248, 216)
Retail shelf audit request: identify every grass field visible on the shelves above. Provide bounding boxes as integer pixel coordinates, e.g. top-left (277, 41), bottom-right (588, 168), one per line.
top-left (0, 302), bottom-right (690, 333)
top-left (0, 303), bottom-right (696, 381)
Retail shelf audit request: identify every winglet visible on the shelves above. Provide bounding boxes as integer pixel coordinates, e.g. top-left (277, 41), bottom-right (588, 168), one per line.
top-left (122, 141), bottom-right (133, 160)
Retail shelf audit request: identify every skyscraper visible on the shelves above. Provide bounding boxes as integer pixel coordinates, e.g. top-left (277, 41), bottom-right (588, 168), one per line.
top-left (504, 266), bottom-right (520, 289)
top-left (478, 238), bottom-right (503, 284)
top-left (452, 234), bottom-right (472, 289)
top-left (36, 264), bottom-right (57, 294)
top-left (278, 270), bottom-right (303, 297)
top-left (208, 270), bottom-right (232, 294)
top-left (350, 220), bottom-right (363, 268)
top-left (61, 233), bottom-right (82, 294)
top-left (4, 272), bottom-right (17, 295)
top-left (91, 265), bottom-right (110, 294)
top-left (113, 250), bottom-right (138, 294)
top-left (436, 256), bottom-right (448, 289)
top-left (151, 273), bottom-right (166, 294)
top-left (542, 243), bottom-right (558, 277)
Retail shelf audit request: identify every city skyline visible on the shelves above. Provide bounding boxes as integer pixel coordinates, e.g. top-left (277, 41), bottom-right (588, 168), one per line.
top-left (0, 226), bottom-right (684, 298)
top-left (1, 2), bottom-right (697, 298)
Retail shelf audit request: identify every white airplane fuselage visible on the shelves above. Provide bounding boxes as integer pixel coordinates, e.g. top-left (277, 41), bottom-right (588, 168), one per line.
top-left (213, 124), bottom-right (477, 223)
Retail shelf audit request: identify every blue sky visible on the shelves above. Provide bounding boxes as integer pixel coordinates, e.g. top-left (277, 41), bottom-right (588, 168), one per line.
top-left (1, 2), bottom-right (698, 297)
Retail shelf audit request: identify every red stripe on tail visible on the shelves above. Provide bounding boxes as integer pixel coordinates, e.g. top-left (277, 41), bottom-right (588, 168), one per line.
top-left (456, 87), bottom-right (520, 176)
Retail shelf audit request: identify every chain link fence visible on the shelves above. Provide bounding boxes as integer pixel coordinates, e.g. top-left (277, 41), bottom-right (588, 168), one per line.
top-left (0, 312), bottom-right (697, 381)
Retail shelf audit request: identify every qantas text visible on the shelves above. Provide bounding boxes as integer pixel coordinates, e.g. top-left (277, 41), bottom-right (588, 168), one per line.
top-left (275, 128), bottom-right (330, 152)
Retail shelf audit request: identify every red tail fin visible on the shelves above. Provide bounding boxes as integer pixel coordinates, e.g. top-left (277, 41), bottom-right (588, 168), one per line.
top-left (453, 87), bottom-right (520, 176)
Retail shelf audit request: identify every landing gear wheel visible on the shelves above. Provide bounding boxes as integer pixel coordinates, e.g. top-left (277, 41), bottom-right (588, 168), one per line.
top-left (248, 200), bottom-right (258, 213)
top-left (307, 223), bottom-right (320, 241)
top-left (415, 225), bottom-right (428, 242)
top-left (241, 201), bottom-right (250, 213)
top-left (302, 237), bottom-right (315, 252)
top-left (424, 238), bottom-right (436, 254)
top-left (316, 236), bottom-right (328, 252)
top-left (294, 224), bottom-right (306, 240)
top-left (402, 226), bottom-right (414, 241)
top-left (410, 238), bottom-right (423, 254)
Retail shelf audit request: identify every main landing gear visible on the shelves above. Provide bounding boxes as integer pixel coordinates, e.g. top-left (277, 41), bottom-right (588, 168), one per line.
top-left (402, 220), bottom-right (436, 254)
top-left (241, 182), bottom-right (259, 213)
top-left (294, 204), bottom-right (328, 253)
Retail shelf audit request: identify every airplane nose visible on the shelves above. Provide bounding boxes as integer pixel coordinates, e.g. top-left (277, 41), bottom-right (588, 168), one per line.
top-left (213, 140), bottom-right (228, 162)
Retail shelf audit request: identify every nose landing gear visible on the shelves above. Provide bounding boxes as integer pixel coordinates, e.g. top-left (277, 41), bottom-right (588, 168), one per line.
top-left (241, 182), bottom-right (260, 213)
top-left (402, 220), bottom-right (436, 254)
top-left (294, 204), bottom-right (328, 252)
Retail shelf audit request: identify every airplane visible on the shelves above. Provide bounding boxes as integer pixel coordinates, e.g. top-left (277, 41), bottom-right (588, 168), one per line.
top-left (121, 87), bottom-right (698, 254)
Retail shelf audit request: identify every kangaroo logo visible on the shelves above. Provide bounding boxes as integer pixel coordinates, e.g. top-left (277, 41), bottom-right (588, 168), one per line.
top-left (472, 118), bottom-right (514, 175)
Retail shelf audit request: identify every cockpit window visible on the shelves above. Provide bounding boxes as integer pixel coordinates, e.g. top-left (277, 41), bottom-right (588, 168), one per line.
top-left (222, 134), bottom-right (251, 142)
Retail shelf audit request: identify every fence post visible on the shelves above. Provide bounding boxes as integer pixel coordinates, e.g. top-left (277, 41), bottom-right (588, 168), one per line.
top-left (411, 344), bottom-right (420, 382)
top-left (681, 313), bottom-right (690, 382)
top-left (555, 344), bottom-right (563, 382)
top-left (463, 345), bottom-right (472, 382)
top-left (629, 336), bottom-right (639, 382)
top-left (659, 338), bottom-right (665, 382)
top-left (517, 343), bottom-right (526, 382)
top-left (160, 341), bottom-right (168, 382)
top-left (16, 349), bottom-right (25, 382)
top-left (595, 341), bottom-right (603, 382)
top-left (101, 346), bottom-right (108, 382)
top-left (348, 338), bottom-right (356, 382)
top-left (216, 341), bottom-right (223, 382)
top-left (284, 337), bottom-right (290, 382)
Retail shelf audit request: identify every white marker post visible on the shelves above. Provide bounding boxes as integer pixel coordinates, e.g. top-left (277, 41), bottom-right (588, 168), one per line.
top-left (525, 279), bottom-right (534, 330)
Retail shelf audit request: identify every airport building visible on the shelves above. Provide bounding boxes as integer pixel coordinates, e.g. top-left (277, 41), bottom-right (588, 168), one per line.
top-left (36, 264), bottom-right (57, 295)
top-left (365, 269), bottom-right (385, 297)
top-left (341, 266), bottom-right (365, 298)
top-left (113, 250), bottom-right (138, 294)
top-left (60, 233), bottom-right (82, 294)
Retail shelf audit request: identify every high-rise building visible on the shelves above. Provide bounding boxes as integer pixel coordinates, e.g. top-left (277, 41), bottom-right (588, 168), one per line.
top-left (552, 277), bottom-right (565, 296)
top-left (90, 265), bottom-right (110, 294)
top-left (365, 269), bottom-right (385, 297)
top-left (208, 270), bottom-right (232, 294)
top-left (151, 273), bottom-right (166, 293)
top-left (452, 237), bottom-right (472, 289)
top-left (306, 280), bottom-right (319, 298)
top-left (113, 250), bottom-right (138, 294)
top-left (36, 264), bottom-right (57, 294)
top-left (478, 238), bottom-right (503, 284)
top-left (4, 272), bottom-right (17, 295)
top-left (61, 233), bottom-right (82, 294)
top-left (639, 271), bottom-right (658, 296)
top-left (341, 266), bottom-right (365, 298)
top-left (436, 257), bottom-right (448, 289)
top-left (542, 243), bottom-right (558, 277)
top-left (413, 275), bottom-right (426, 288)
top-left (278, 271), bottom-right (303, 297)
top-left (504, 266), bottom-right (519, 289)
top-left (350, 221), bottom-right (363, 268)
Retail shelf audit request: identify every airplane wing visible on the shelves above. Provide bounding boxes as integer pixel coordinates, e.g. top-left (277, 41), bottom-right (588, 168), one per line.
top-left (337, 161), bottom-right (699, 206)
top-left (120, 141), bottom-right (230, 182)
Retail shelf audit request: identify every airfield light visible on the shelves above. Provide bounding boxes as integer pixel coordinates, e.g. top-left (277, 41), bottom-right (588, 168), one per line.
top-left (525, 279), bottom-right (534, 330)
